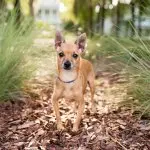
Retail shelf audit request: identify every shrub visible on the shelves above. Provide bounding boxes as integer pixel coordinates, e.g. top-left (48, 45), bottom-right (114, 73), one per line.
top-left (86, 36), bottom-right (150, 114)
top-left (0, 14), bottom-right (34, 101)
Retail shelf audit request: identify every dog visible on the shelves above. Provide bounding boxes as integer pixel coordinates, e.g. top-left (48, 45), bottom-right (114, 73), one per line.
top-left (52, 31), bottom-right (96, 132)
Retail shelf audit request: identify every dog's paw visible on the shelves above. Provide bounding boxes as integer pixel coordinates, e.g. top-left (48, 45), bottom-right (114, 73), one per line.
top-left (91, 104), bottom-right (97, 113)
top-left (70, 128), bottom-right (80, 135)
top-left (72, 126), bottom-right (78, 132)
top-left (57, 124), bottom-right (65, 130)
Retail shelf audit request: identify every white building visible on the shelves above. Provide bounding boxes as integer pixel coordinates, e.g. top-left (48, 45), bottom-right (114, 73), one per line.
top-left (35, 0), bottom-right (61, 28)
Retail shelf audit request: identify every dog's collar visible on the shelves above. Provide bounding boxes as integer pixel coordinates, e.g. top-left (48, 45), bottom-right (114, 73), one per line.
top-left (57, 76), bottom-right (77, 83)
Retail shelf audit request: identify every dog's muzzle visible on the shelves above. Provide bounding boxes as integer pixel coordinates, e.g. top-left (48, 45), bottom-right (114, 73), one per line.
top-left (63, 60), bottom-right (72, 70)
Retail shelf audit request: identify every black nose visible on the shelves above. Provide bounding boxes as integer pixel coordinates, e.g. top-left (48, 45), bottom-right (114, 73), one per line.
top-left (64, 60), bottom-right (71, 70)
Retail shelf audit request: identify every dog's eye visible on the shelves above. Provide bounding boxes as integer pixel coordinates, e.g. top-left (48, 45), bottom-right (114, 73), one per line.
top-left (59, 52), bottom-right (64, 57)
top-left (72, 54), bottom-right (78, 58)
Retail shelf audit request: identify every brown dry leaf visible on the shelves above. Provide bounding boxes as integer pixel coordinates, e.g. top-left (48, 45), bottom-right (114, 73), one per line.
top-left (24, 147), bottom-right (39, 150)
top-left (0, 68), bottom-right (149, 150)
top-left (18, 121), bottom-right (37, 129)
top-left (140, 125), bottom-right (150, 131)
top-left (6, 131), bottom-right (13, 137)
top-left (97, 135), bottom-right (109, 141)
top-left (11, 134), bottom-right (19, 140)
top-left (119, 125), bottom-right (126, 129)
top-left (116, 119), bottom-right (126, 126)
top-left (14, 142), bottom-right (24, 147)
top-left (28, 137), bottom-right (37, 147)
top-left (87, 126), bottom-right (93, 131)
top-left (90, 134), bottom-right (96, 141)
top-left (9, 119), bottom-right (21, 125)
top-left (105, 142), bottom-right (117, 150)
top-left (78, 146), bottom-right (87, 150)
top-left (37, 128), bottom-right (45, 136)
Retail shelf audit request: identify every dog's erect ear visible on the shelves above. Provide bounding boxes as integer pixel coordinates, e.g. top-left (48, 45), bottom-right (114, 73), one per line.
top-left (55, 31), bottom-right (65, 50)
top-left (75, 33), bottom-right (87, 53)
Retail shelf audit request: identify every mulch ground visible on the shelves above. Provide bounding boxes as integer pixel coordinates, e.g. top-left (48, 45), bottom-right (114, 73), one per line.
top-left (0, 72), bottom-right (150, 150)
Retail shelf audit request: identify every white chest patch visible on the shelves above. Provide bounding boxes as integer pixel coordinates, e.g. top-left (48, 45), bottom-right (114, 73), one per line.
top-left (60, 70), bottom-right (77, 82)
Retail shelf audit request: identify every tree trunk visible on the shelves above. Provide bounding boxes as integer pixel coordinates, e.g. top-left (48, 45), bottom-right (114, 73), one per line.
top-left (116, 1), bottom-right (120, 37)
top-left (138, 1), bottom-right (142, 36)
top-left (14, 0), bottom-right (22, 26)
top-left (29, 0), bottom-right (34, 17)
top-left (96, 3), bottom-right (101, 32)
top-left (88, 0), bottom-right (93, 37)
top-left (0, 0), bottom-right (6, 16)
top-left (0, 0), bottom-right (6, 9)
top-left (101, 0), bottom-right (105, 35)
top-left (131, 1), bottom-right (135, 37)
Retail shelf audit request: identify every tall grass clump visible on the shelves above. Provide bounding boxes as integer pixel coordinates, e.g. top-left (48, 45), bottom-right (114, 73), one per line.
top-left (0, 13), bottom-right (34, 101)
top-left (86, 36), bottom-right (135, 72)
top-left (87, 35), bottom-right (150, 114)
top-left (110, 37), bottom-right (150, 114)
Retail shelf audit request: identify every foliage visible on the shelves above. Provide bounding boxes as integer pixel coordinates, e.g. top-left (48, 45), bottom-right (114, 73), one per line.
top-left (86, 36), bottom-right (150, 113)
top-left (0, 13), bottom-right (34, 101)
top-left (61, 0), bottom-right (76, 22)
top-left (73, 0), bottom-right (96, 35)
top-left (71, 0), bottom-right (150, 37)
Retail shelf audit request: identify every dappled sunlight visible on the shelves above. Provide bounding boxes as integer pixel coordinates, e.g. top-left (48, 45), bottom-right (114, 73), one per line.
top-left (0, 63), bottom-right (148, 149)
top-left (0, 0), bottom-right (150, 149)
top-left (1, 31), bottom-right (149, 149)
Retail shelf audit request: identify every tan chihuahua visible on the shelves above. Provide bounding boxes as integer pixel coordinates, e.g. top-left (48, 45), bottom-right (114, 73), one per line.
top-left (52, 31), bottom-right (96, 132)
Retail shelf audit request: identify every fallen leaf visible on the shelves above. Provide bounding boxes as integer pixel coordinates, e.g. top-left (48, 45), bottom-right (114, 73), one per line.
top-left (78, 145), bottom-right (87, 150)
top-left (105, 142), bottom-right (116, 150)
top-left (37, 128), bottom-right (45, 136)
top-left (18, 121), bottom-right (36, 129)
top-left (116, 119), bottom-right (126, 126)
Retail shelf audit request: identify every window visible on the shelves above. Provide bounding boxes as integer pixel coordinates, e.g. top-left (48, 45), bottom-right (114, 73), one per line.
top-left (38, 9), bottom-right (41, 16)
top-left (45, 9), bottom-right (49, 15)
top-left (53, 9), bottom-right (57, 15)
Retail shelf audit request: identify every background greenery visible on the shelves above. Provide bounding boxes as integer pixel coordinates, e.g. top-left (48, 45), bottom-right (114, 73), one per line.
top-left (0, 0), bottom-right (150, 114)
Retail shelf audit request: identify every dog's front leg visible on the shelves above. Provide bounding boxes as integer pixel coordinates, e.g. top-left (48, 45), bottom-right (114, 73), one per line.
top-left (52, 93), bottom-right (64, 130)
top-left (72, 96), bottom-right (84, 132)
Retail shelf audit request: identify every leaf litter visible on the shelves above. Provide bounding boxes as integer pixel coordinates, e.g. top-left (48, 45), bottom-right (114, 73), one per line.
top-left (0, 37), bottom-right (150, 150)
top-left (0, 71), bottom-right (149, 150)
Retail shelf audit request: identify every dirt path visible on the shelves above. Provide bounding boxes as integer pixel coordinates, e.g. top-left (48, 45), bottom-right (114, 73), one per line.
top-left (0, 36), bottom-right (150, 150)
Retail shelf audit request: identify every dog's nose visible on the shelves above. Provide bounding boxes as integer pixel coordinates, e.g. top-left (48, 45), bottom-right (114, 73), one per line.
top-left (64, 60), bottom-right (71, 70)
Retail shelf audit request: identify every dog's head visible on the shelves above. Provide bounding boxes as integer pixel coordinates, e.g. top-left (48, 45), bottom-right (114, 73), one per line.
top-left (55, 31), bottom-right (86, 71)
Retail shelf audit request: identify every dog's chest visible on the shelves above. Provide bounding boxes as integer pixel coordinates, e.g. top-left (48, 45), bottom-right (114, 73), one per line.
top-left (62, 82), bottom-right (83, 101)
top-left (62, 83), bottom-right (74, 99)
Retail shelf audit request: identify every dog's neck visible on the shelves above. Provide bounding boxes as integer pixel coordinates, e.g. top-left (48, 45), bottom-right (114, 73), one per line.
top-left (58, 69), bottom-right (78, 83)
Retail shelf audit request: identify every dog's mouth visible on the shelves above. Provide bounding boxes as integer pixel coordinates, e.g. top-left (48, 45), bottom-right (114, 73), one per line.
top-left (63, 66), bottom-right (72, 70)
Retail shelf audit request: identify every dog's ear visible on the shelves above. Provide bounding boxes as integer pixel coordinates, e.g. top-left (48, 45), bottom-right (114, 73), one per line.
top-left (75, 33), bottom-right (87, 53)
top-left (55, 31), bottom-right (65, 50)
